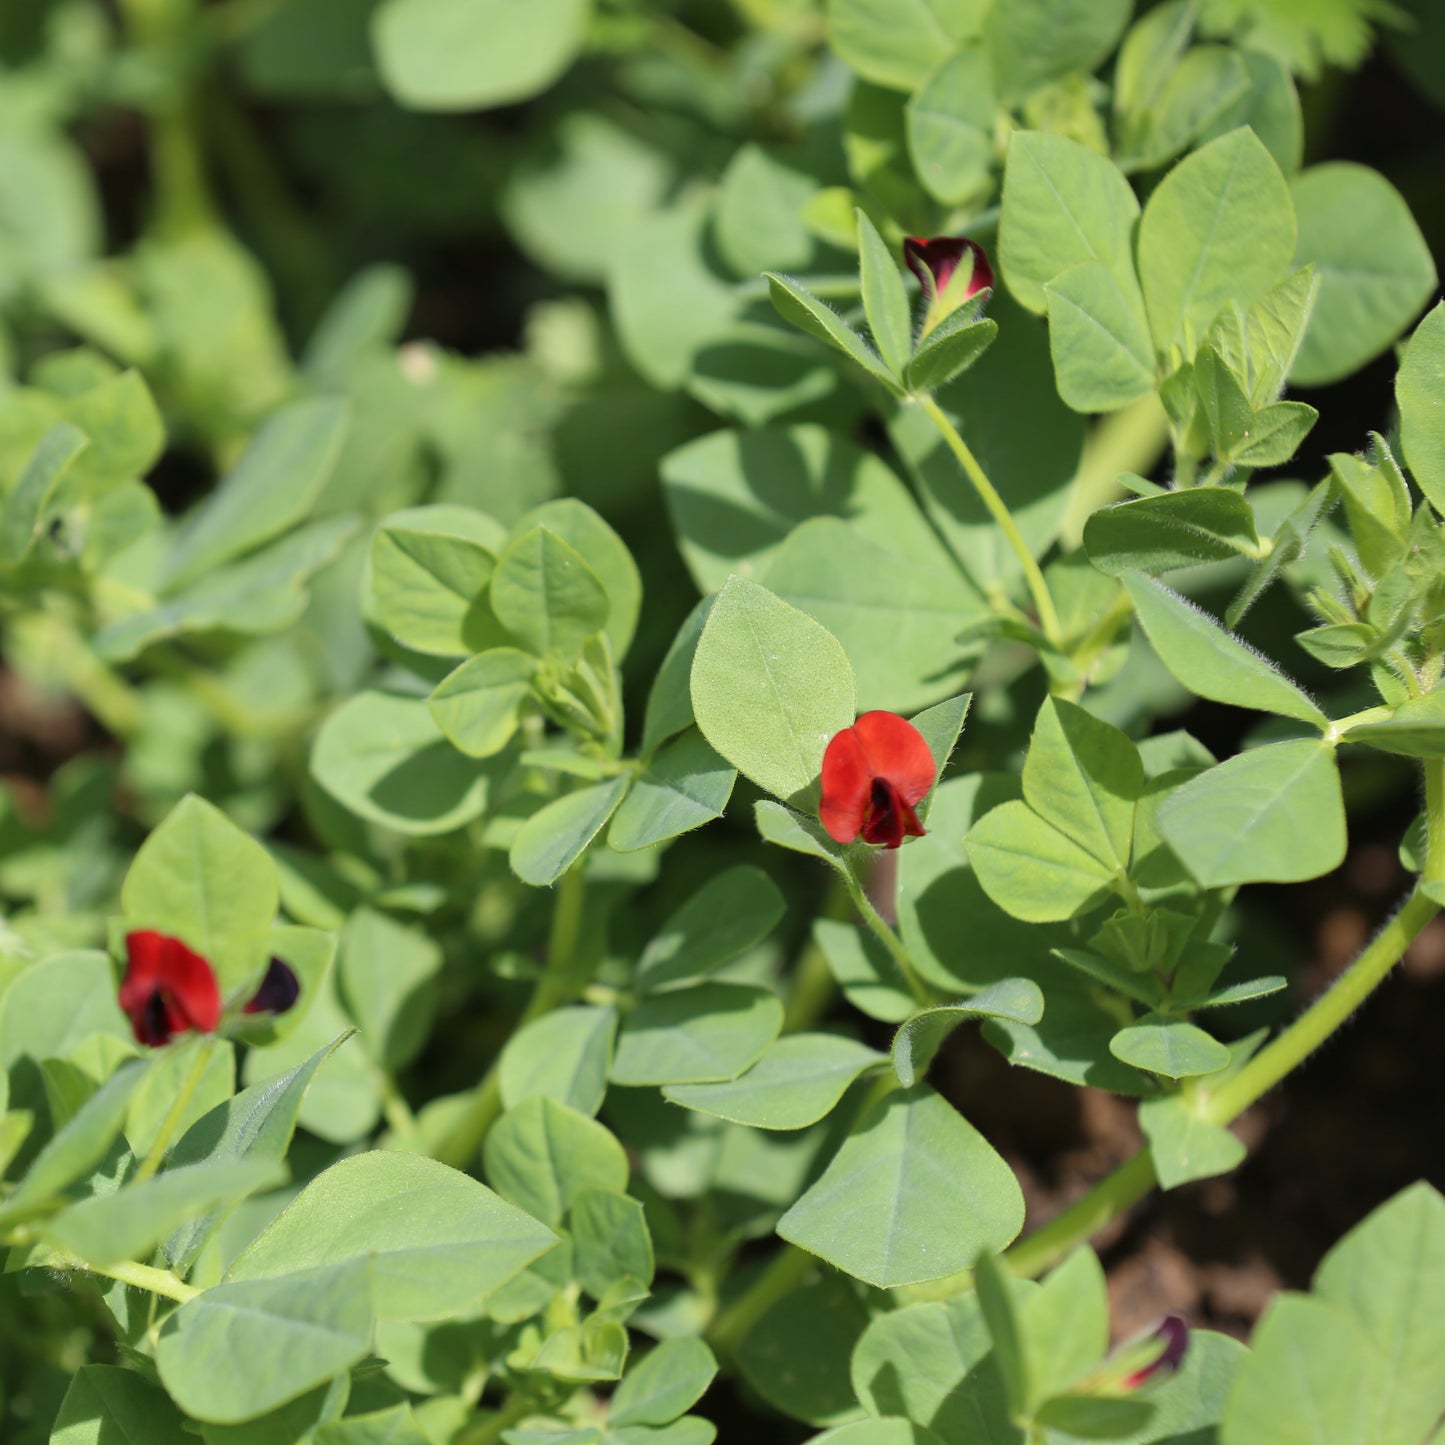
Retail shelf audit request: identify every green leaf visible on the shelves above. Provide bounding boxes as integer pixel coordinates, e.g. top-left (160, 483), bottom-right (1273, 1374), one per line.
top-left (0, 950), bottom-right (129, 1072)
top-left (825, 0), bottom-right (987, 91)
top-left (1085, 488), bottom-right (1262, 577)
top-left (660, 426), bottom-right (957, 597)
top-left (971, 1251), bottom-right (1028, 1414)
top-left (856, 210), bottom-right (912, 377)
top-left (755, 801), bottom-right (851, 882)
top-left (1226, 477), bottom-right (1334, 628)
top-left (607, 730), bottom-right (735, 853)
top-left (1124, 574), bottom-right (1326, 725)
top-left (119, 793), bottom-right (280, 992)
top-left (905, 46), bottom-right (994, 206)
top-left (851, 1289), bottom-right (1015, 1440)
top-left (339, 907), bottom-right (441, 1071)
top-left (611, 983), bottom-right (784, 1087)
top-left (1020, 1247), bottom-right (1110, 1409)
top-left (761, 517), bottom-right (979, 713)
top-left (162, 397), bottom-right (348, 591)
top-left (610, 1338), bottom-right (718, 1429)
top-left (373, 0), bottom-right (589, 110)
top-left (571, 1186), bottom-right (654, 1300)
top-left (1023, 698), bottom-right (1142, 872)
top-left (1398, 302), bottom-right (1445, 516)
top-left (369, 508), bottom-right (501, 657)
top-left (1290, 163), bottom-right (1436, 386)
top-left (157, 1261), bottom-right (373, 1423)
top-left (515, 499), bottom-right (642, 661)
top-left (42, 1159), bottom-right (282, 1266)
top-left (428, 649), bottom-right (537, 759)
top-left (1120, 44), bottom-right (1251, 173)
top-left (94, 517), bottom-right (356, 663)
top-left (690, 575), bottom-right (856, 804)
top-left (1341, 690), bottom-right (1445, 758)
top-left (2, 1062), bottom-right (143, 1221)
top-left (965, 801), bottom-right (1116, 923)
top-left (643, 599), bottom-right (713, 755)
top-left (1109, 1014), bottom-right (1231, 1079)
top-left (805, 1424), bottom-right (943, 1444)
top-left (984, 0), bottom-right (1130, 101)
top-left (635, 866), bottom-right (786, 992)
top-left (0, 421), bottom-right (88, 566)
top-left (311, 690), bottom-right (492, 835)
top-left (1313, 1182), bottom-right (1445, 1445)
top-left (165, 1035), bottom-right (351, 1272)
top-left (764, 274), bottom-right (903, 394)
top-left (814, 919), bottom-right (916, 1024)
top-left (908, 692), bottom-right (972, 801)
top-left (511, 777), bottom-right (631, 887)
top-left (888, 290), bottom-right (1084, 590)
top-left (500, 1006), bottom-right (617, 1117)
top-left (904, 314), bottom-right (998, 394)
top-left (890, 981), bottom-right (1046, 1088)
top-left (1220, 1294), bottom-right (1377, 1445)
top-left (1137, 128), bottom-right (1295, 352)
top-left (315, 1407), bottom-right (431, 1445)
top-left (737, 1271), bottom-right (871, 1426)
top-left (999, 132), bottom-right (1140, 316)
top-left (713, 144), bottom-right (818, 280)
top-left (1155, 739), bottom-right (1346, 888)
top-left (778, 1085), bottom-right (1023, 1288)
top-left (482, 1097), bottom-right (628, 1228)
top-left (1140, 1093), bottom-right (1247, 1189)
top-left (665, 1034), bottom-right (885, 1129)
top-left (229, 1150), bottom-right (557, 1318)
top-left (1044, 262), bottom-right (1156, 413)
top-left (51, 1365), bottom-right (190, 1445)
top-left (491, 526), bottom-right (610, 662)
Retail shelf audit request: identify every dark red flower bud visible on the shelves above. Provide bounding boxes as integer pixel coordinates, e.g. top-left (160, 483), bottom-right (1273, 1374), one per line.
top-left (820, 711), bottom-right (935, 849)
top-left (903, 236), bottom-right (993, 304)
top-left (120, 930), bottom-right (222, 1047)
top-left (244, 956), bottom-right (301, 1016)
top-left (1122, 1315), bottom-right (1189, 1389)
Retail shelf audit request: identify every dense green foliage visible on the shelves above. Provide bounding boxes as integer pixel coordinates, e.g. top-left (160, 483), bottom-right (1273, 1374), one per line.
top-left (2, 0), bottom-right (1444, 1441)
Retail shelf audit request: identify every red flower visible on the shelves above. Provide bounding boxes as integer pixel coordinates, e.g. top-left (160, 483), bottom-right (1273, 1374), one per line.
top-left (120, 930), bottom-right (222, 1047)
top-left (820, 711), bottom-right (935, 848)
top-left (903, 236), bottom-right (993, 304)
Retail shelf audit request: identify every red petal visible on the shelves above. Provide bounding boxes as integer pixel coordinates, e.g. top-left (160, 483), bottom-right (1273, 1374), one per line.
top-left (119, 930), bottom-right (220, 1045)
top-left (820, 725), bottom-right (872, 843)
top-left (850, 711), bottom-right (936, 806)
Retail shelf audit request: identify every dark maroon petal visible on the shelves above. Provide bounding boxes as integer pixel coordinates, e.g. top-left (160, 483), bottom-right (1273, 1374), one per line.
top-left (1123, 1315), bottom-right (1189, 1388)
top-left (244, 957), bottom-right (301, 1016)
top-left (903, 236), bottom-right (993, 300)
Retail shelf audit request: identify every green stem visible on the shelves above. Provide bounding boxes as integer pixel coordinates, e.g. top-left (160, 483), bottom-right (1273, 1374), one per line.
top-left (133, 1035), bottom-right (217, 1184)
top-left (118, 0), bottom-right (216, 238)
top-left (433, 868), bottom-right (589, 1170)
top-left (918, 395), bottom-right (1063, 649)
top-left (706, 1242), bottom-right (816, 1357)
top-left (782, 938), bottom-right (837, 1033)
top-left (455, 1392), bottom-right (539, 1445)
top-left (1002, 758), bottom-right (1445, 1280)
top-left (59, 1254), bottom-right (199, 1304)
top-left (840, 865), bottom-right (931, 1007)
top-left (1060, 394), bottom-right (1171, 549)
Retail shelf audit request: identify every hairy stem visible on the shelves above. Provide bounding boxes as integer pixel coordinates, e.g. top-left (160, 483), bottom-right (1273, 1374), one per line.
top-left (840, 864), bottom-right (931, 1007)
top-left (917, 395), bottom-right (1063, 649)
top-left (1002, 758), bottom-right (1445, 1279)
top-left (59, 1254), bottom-right (199, 1304)
top-left (133, 1035), bottom-right (218, 1184)
top-left (432, 867), bottom-right (589, 1170)
top-left (707, 1242), bottom-right (816, 1357)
